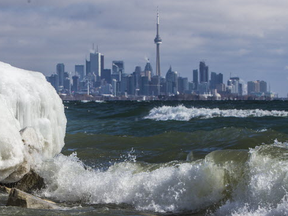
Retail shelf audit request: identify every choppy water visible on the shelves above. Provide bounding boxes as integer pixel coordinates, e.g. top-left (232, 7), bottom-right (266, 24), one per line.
top-left (4, 100), bottom-right (288, 215)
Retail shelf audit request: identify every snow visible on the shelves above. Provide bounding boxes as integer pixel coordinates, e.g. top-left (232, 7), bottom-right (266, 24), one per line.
top-left (0, 62), bottom-right (66, 183)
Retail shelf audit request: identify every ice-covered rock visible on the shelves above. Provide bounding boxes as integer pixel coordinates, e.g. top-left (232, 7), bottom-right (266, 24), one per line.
top-left (0, 62), bottom-right (66, 183)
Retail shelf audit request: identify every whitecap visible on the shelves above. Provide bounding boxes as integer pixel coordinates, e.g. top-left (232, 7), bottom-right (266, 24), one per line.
top-left (144, 105), bottom-right (288, 121)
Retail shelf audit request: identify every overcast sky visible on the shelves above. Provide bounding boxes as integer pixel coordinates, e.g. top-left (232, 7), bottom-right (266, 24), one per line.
top-left (1, 0), bottom-right (288, 96)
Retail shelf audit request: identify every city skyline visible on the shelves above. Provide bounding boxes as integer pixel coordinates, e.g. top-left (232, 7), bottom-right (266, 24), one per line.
top-left (0, 1), bottom-right (288, 96)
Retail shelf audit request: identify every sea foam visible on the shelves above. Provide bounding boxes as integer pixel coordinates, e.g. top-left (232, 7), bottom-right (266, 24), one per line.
top-left (214, 140), bottom-right (288, 216)
top-left (144, 105), bottom-right (288, 121)
top-left (38, 141), bottom-right (288, 215)
top-left (0, 62), bottom-right (66, 182)
top-left (38, 153), bottom-right (226, 213)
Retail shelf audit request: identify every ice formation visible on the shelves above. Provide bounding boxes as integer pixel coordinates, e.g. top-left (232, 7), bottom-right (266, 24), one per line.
top-left (0, 62), bottom-right (66, 183)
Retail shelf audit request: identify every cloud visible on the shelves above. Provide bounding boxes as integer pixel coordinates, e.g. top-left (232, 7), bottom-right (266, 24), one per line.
top-left (0, 0), bottom-right (288, 96)
top-left (269, 49), bottom-right (286, 55)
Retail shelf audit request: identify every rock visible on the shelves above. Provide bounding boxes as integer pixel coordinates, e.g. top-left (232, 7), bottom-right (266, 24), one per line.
top-left (1, 170), bottom-right (45, 193)
top-left (0, 186), bottom-right (11, 194)
top-left (0, 186), bottom-right (10, 207)
top-left (7, 188), bottom-right (59, 209)
top-left (14, 170), bottom-right (45, 193)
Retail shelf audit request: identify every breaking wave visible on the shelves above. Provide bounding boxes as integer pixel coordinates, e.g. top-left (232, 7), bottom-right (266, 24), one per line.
top-left (37, 140), bottom-right (288, 215)
top-left (38, 151), bottom-right (226, 213)
top-left (144, 105), bottom-right (288, 121)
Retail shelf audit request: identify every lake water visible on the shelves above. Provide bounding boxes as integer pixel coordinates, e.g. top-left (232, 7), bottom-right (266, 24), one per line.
top-left (2, 100), bottom-right (288, 216)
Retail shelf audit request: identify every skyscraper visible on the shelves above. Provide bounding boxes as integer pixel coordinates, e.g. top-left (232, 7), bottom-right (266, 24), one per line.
top-left (166, 66), bottom-right (178, 95)
top-left (228, 77), bottom-right (242, 95)
top-left (210, 72), bottom-right (223, 89)
top-left (178, 77), bottom-right (188, 94)
top-left (193, 69), bottom-right (198, 90)
top-left (101, 69), bottom-right (111, 84)
top-left (248, 80), bottom-right (267, 95)
top-left (144, 61), bottom-right (153, 81)
top-left (112, 61), bottom-right (124, 74)
top-left (75, 65), bottom-right (84, 80)
top-left (85, 59), bottom-right (91, 76)
top-left (72, 75), bottom-right (79, 93)
top-left (199, 61), bottom-right (209, 83)
top-left (57, 63), bottom-right (65, 87)
top-left (112, 60), bottom-right (124, 82)
top-left (90, 48), bottom-right (104, 79)
top-left (154, 10), bottom-right (162, 77)
top-left (260, 80), bottom-right (267, 93)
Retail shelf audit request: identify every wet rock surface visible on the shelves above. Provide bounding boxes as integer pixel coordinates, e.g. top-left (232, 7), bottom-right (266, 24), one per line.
top-left (0, 172), bottom-right (59, 210)
top-left (14, 170), bottom-right (45, 193)
top-left (6, 188), bottom-right (59, 209)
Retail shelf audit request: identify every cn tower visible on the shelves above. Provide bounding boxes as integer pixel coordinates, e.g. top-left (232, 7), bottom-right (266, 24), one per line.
top-left (154, 10), bottom-right (162, 77)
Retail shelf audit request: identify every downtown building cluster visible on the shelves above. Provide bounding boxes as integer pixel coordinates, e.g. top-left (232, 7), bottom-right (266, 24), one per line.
top-left (46, 57), bottom-right (273, 100)
top-left (46, 11), bottom-right (274, 101)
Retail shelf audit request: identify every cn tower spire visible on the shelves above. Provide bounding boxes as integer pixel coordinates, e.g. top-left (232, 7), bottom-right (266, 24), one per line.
top-left (156, 9), bottom-right (160, 37)
top-left (154, 8), bottom-right (162, 77)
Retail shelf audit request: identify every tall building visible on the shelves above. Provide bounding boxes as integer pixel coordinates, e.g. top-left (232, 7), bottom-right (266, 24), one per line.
top-left (218, 73), bottom-right (223, 84)
top-left (112, 79), bottom-right (117, 96)
top-left (57, 63), bottom-right (65, 87)
top-left (247, 81), bottom-right (256, 94)
top-left (72, 75), bottom-right (79, 93)
top-left (112, 61), bottom-right (124, 74)
top-left (128, 74), bottom-right (136, 95)
top-left (85, 59), bottom-right (91, 76)
top-left (210, 72), bottom-right (223, 89)
top-left (144, 61), bottom-right (153, 81)
top-left (134, 66), bottom-right (142, 90)
top-left (178, 77), bottom-right (188, 94)
top-left (216, 83), bottom-right (226, 93)
top-left (166, 66), bottom-right (178, 95)
top-left (140, 76), bottom-right (149, 96)
top-left (101, 69), bottom-right (112, 84)
top-left (120, 74), bottom-right (129, 94)
top-left (193, 69), bottom-right (198, 89)
top-left (64, 77), bottom-right (71, 94)
top-left (199, 61), bottom-right (209, 83)
top-left (112, 61), bottom-right (124, 82)
top-left (75, 65), bottom-right (84, 80)
top-left (210, 72), bottom-right (217, 89)
top-left (154, 10), bottom-right (162, 77)
top-left (260, 80), bottom-right (267, 93)
top-left (248, 80), bottom-right (267, 95)
top-left (90, 51), bottom-right (103, 79)
top-left (150, 76), bottom-right (160, 96)
top-left (47, 74), bottom-right (59, 92)
top-left (228, 77), bottom-right (242, 95)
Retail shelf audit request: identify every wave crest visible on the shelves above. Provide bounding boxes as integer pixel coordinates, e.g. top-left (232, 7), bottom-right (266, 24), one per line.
top-left (36, 139), bottom-right (288, 214)
top-left (144, 105), bottom-right (288, 121)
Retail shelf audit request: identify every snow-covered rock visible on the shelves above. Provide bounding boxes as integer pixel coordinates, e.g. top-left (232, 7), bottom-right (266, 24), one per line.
top-left (0, 62), bottom-right (66, 183)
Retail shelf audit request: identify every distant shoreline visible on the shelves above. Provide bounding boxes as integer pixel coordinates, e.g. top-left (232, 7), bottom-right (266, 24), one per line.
top-left (60, 94), bottom-right (282, 102)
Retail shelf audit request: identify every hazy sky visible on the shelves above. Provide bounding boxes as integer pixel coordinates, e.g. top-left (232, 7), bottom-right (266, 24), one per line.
top-left (1, 0), bottom-right (288, 96)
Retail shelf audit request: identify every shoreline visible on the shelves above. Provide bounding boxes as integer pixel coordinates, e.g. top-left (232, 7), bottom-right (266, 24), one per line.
top-left (59, 94), bottom-right (280, 102)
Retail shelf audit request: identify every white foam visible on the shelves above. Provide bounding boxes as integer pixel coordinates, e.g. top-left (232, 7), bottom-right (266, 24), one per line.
top-left (144, 105), bottom-right (288, 121)
top-left (95, 100), bottom-right (105, 103)
top-left (37, 140), bottom-right (288, 214)
top-left (38, 153), bottom-right (226, 213)
top-left (214, 140), bottom-right (288, 216)
top-left (0, 62), bottom-right (66, 182)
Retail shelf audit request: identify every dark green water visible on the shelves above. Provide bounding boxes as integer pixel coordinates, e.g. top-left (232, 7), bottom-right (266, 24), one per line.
top-left (4, 100), bottom-right (288, 216)
top-left (63, 100), bottom-right (288, 166)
